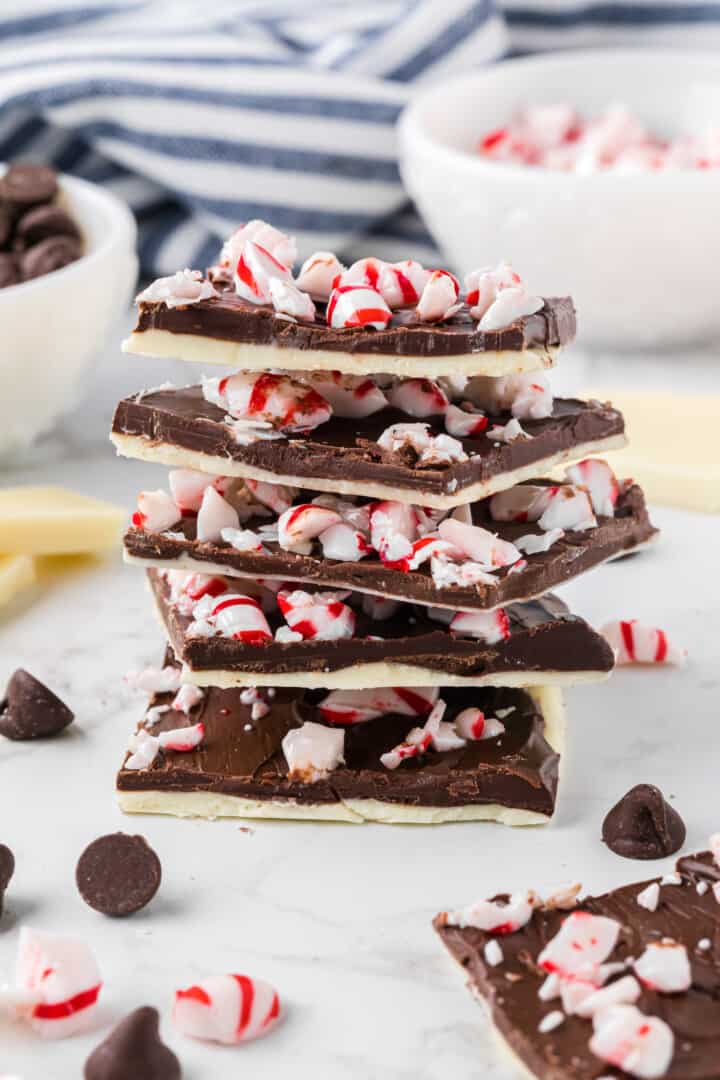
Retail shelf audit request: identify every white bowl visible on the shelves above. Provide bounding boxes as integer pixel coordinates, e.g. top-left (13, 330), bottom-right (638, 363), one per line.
top-left (0, 170), bottom-right (137, 456)
top-left (399, 50), bottom-right (720, 349)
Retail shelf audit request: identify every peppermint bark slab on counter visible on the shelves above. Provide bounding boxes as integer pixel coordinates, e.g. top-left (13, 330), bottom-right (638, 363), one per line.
top-left (111, 388), bottom-right (625, 509)
top-left (123, 292), bottom-right (576, 380)
top-left (117, 661), bottom-right (564, 824)
top-left (434, 851), bottom-right (720, 1080)
top-left (148, 570), bottom-right (614, 690)
top-left (125, 481), bottom-right (657, 613)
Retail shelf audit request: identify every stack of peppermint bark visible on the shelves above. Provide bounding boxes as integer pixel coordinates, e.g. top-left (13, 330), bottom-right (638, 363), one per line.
top-left (112, 221), bottom-right (656, 824)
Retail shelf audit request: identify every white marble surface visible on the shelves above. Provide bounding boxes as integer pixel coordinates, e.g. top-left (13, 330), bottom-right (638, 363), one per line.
top-left (0, 318), bottom-right (718, 1078)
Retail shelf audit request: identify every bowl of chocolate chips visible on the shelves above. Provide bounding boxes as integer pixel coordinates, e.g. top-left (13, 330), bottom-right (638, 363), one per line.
top-left (0, 162), bottom-right (137, 456)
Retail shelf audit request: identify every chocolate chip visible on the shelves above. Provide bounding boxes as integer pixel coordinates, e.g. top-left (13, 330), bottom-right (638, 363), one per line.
top-left (602, 783), bottom-right (686, 860)
top-left (14, 204), bottom-right (81, 248)
top-left (0, 670), bottom-right (75, 740)
top-left (76, 833), bottom-right (162, 917)
top-left (0, 844), bottom-right (14, 917)
top-left (0, 252), bottom-right (19, 288)
top-left (0, 204), bottom-right (14, 248)
top-left (0, 163), bottom-right (57, 208)
top-left (84, 1006), bottom-right (181, 1080)
top-left (20, 233), bottom-right (82, 280)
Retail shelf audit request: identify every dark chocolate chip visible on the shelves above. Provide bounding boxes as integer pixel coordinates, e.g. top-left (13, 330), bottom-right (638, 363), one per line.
top-left (0, 163), bottom-right (57, 208)
top-left (76, 833), bottom-right (162, 917)
top-left (0, 844), bottom-right (14, 917)
top-left (20, 233), bottom-right (82, 280)
top-left (84, 1006), bottom-right (181, 1080)
top-left (14, 204), bottom-right (81, 248)
top-left (602, 783), bottom-right (686, 860)
top-left (0, 669), bottom-right (75, 740)
top-left (0, 252), bottom-right (19, 288)
top-left (0, 204), bottom-right (14, 248)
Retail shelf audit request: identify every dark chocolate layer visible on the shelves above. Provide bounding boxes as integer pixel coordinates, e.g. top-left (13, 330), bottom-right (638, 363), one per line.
top-left (126, 482), bottom-right (656, 612)
top-left (117, 661), bottom-right (559, 814)
top-left (133, 291), bottom-right (576, 358)
top-left (435, 851), bottom-right (720, 1080)
top-left (149, 570), bottom-right (614, 679)
top-left (112, 387), bottom-right (624, 499)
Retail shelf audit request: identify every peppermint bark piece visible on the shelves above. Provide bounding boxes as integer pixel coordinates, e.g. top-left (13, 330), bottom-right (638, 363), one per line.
top-left (147, 569), bottom-right (614, 690)
top-left (124, 477), bottom-right (656, 614)
top-left (124, 290), bottom-right (575, 380)
top-left (111, 387), bottom-right (625, 509)
top-left (117, 655), bottom-right (564, 824)
top-left (434, 850), bottom-right (720, 1080)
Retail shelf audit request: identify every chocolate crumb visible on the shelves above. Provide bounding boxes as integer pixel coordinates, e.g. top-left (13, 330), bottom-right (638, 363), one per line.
top-left (602, 783), bottom-right (686, 859)
top-left (76, 833), bottom-right (161, 917)
top-left (0, 844), bottom-right (14, 917)
top-left (0, 669), bottom-right (75, 740)
top-left (84, 1006), bottom-right (181, 1080)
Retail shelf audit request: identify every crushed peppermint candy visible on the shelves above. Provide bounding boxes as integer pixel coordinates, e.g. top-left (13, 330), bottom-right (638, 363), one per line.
top-left (203, 371), bottom-right (331, 435)
top-left (636, 883), bottom-right (660, 912)
top-left (566, 459), bottom-right (619, 517)
top-left (125, 665), bottom-right (182, 695)
top-left (538, 1010), bottom-right (565, 1034)
top-left (173, 972), bottom-right (280, 1045)
top-left (125, 728), bottom-right (160, 771)
top-left (633, 941), bottom-right (691, 993)
top-left (306, 372), bottom-right (387, 419)
top-left (137, 268), bottom-right (217, 309)
top-left (281, 721), bottom-right (344, 782)
top-left (515, 528), bottom-right (564, 555)
top-left (277, 589), bottom-right (355, 641)
top-left (377, 423), bottom-right (468, 465)
top-left (158, 722), bottom-right (205, 753)
top-left (487, 418), bottom-right (529, 443)
top-left (601, 620), bottom-right (687, 666)
top-left (326, 284), bottom-right (392, 330)
top-left (589, 1004), bottom-right (674, 1079)
top-left (234, 240), bottom-right (292, 305)
top-left (132, 489), bottom-right (181, 533)
top-left (295, 251), bottom-right (345, 299)
top-left (538, 912), bottom-right (621, 980)
top-left (269, 278), bottom-right (315, 320)
top-left (442, 891), bottom-right (537, 934)
top-left (465, 371), bottom-right (553, 421)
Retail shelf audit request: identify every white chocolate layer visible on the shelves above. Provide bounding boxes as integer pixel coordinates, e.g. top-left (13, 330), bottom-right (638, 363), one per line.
top-left (117, 791), bottom-right (552, 825)
top-left (111, 432), bottom-right (627, 510)
top-left (180, 661), bottom-right (606, 692)
top-left (122, 330), bottom-right (559, 380)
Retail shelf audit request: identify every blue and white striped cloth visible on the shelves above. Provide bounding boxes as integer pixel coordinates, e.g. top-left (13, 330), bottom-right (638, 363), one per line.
top-left (2, 0), bottom-right (720, 276)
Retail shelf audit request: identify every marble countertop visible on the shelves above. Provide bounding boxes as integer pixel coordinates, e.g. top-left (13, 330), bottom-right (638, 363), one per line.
top-left (0, 318), bottom-right (717, 1078)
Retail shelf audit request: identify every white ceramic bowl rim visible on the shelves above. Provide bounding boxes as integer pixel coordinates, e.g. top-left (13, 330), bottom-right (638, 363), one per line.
top-left (0, 168), bottom-right (137, 299)
top-left (400, 47), bottom-right (720, 186)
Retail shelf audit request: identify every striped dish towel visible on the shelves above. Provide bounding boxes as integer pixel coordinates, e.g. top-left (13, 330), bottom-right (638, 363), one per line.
top-left (1, 1), bottom-right (719, 276)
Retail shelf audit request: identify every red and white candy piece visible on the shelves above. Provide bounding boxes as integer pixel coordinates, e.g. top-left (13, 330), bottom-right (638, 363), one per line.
top-left (438, 517), bottom-right (521, 567)
top-left (306, 372), bottom-right (388, 419)
top-left (455, 708), bottom-right (505, 740)
top-left (172, 684), bottom-right (205, 712)
top-left (369, 500), bottom-right (416, 564)
top-left (376, 422), bottom-right (467, 465)
top-left (196, 486), bottom-right (240, 543)
top-left (515, 528), bottom-right (565, 555)
top-left (444, 403), bottom-right (488, 438)
top-left (415, 270), bottom-right (460, 322)
top-left (208, 594), bottom-right (272, 644)
top-left (465, 263), bottom-right (521, 319)
top-left (282, 721), bottom-right (345, 782)
top-left (600, 620), bottom-right (687, 666)
top-left (450, 609), bottom-right (511, 644)
top-left (335, 257), bottom-right (386, 291)
top-left (158, 722), bottom-right (205, 752)
top-left (269, 278), bottom-right (315, 320)
top-left (245, 479), bottom-right (297, 515)
top-left (565, 459), bottom-right (620, 517)
top-left (379, 725), bottom-right (432, 770)
top-left (221, 220), bottom-right (297, 276)
top-left (319, 686), bottom-right (437, 725)
top-left (234, 240), bottom-right (292, 305)
top-left (277, 589), bottom-right (355, 641)
top-left (174, 973), bottom-right (280, 1045)
top-left (326, 284), bottom-right (392, 330)
top-left (132, 490), bottom-right (181, 533)
top-left (295, 251), bottom-right (345, 299)
top-left (319, 522), bottom-right (370, 562)
top-left (137, 268), bottom-right (217, 309)
top-left (168, 470), bottom-right (229, 515)
top-left (386, 378), bottom-right (449, 418)
top-left (378, 260), bottom-right (431, 308)
top-left (277, 503), bottom-right (342, 555)
top-left (538, 486), bottom-right (596, 532)
top-left (125, 728), bottom-right (160, 771)
top-left (388, 535), bottom-right (458, 573)
top-left (6, 928), bottom-right (102, 1039)
top-left (633, 941), bottom-right (691, 993)
top-left (125, 665), bottom-right (182, 694)
top-left (589, 1005), bottom-right (674, 1080)
top-left (478, 286), bottom-right (543, 331)
top-left (444, 891), bottom-right (537, 934)
top-left (465, 372), bottom-right (552, 421)
top-left (538, 912), bottom-right (621, 980)
top-left (204, 372), bottom-right (331, 434)
top-left (573, 975), bottom-right (642, 1019)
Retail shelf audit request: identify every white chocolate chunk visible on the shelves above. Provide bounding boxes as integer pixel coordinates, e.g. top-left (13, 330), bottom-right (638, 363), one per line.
top-left (0, 486), bottom-right (124, 555)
